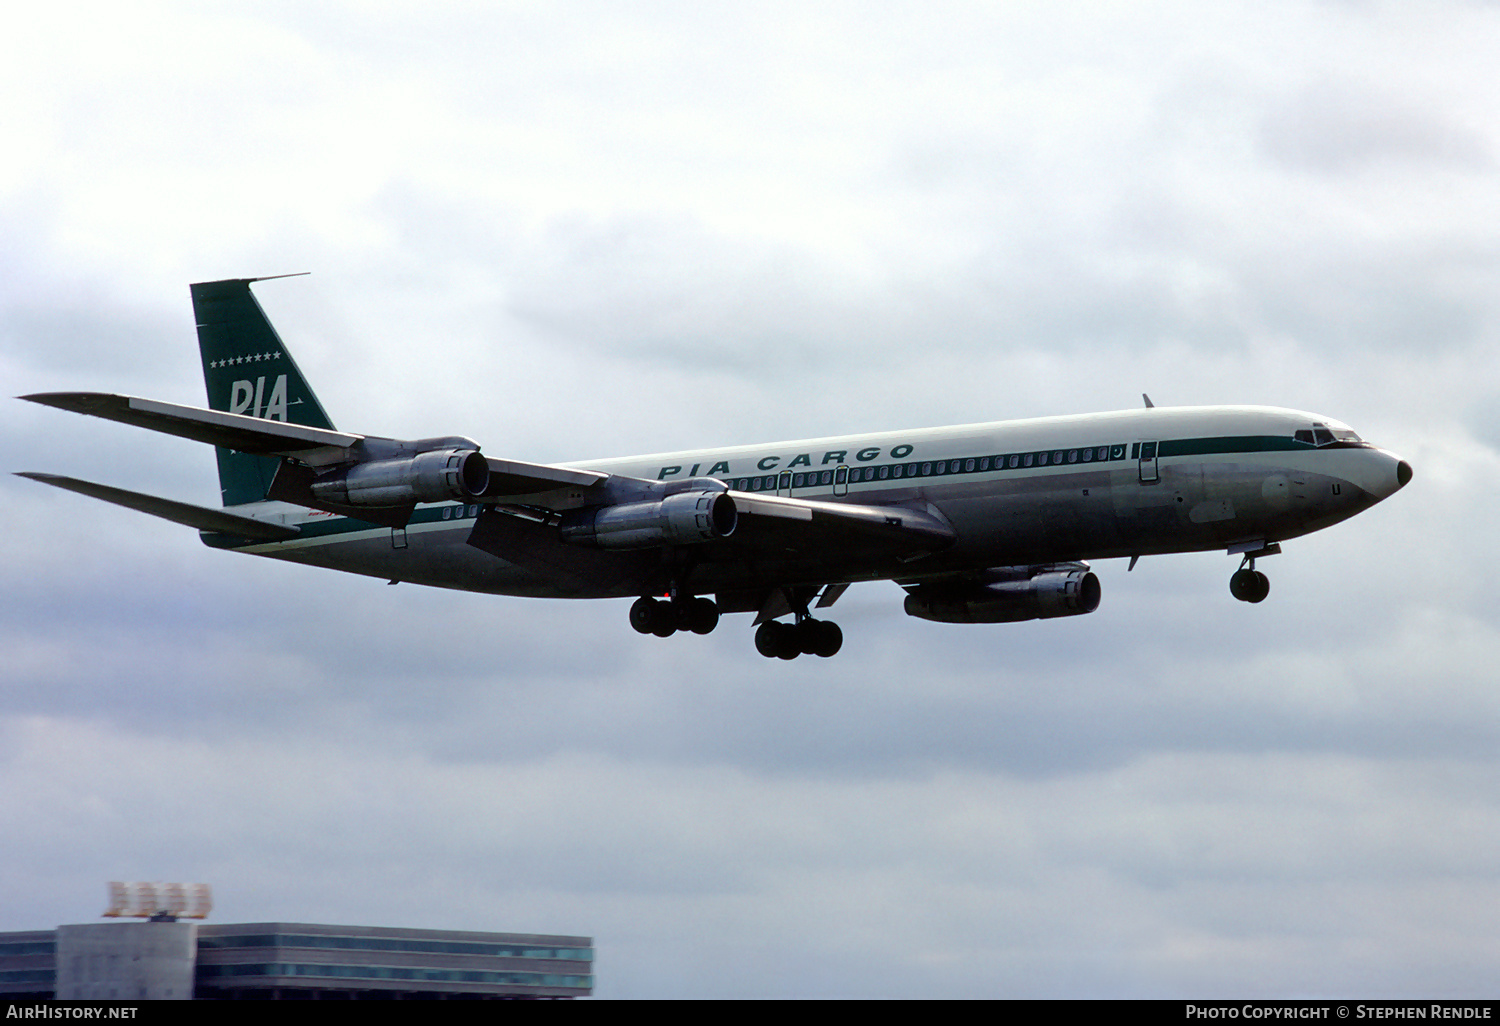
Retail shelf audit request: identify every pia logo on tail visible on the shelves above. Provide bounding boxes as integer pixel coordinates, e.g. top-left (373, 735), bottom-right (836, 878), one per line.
top-left (230, 375), bottom-right (288, 421)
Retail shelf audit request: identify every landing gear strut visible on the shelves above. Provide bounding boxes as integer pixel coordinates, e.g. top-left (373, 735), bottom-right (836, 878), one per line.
top-left (630, 595), bottom-right (719, 636)
top-left (1230, 557), bottom-right (1271, 604)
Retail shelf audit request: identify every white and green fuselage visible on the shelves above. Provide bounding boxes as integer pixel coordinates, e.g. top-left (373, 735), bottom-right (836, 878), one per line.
top-left (206, 404), bottom-right (1408, 600)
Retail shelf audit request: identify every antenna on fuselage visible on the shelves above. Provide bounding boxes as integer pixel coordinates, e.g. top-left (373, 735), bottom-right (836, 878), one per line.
top-left (1142, 393), bottom-right (1154, 408)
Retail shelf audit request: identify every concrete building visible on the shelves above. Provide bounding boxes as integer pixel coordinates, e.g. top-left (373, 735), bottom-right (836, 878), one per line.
top-left (0, 922), bottom-right (593, 1000)
top-left (55, 921), bottom-right (198, 1000)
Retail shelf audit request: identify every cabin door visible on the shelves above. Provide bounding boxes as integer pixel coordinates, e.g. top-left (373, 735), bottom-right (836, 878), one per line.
top-left (1138, 441), bottom-right (1160, 484)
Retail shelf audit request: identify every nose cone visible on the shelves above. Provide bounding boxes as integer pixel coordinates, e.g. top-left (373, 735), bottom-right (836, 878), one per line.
top-left (1355, 448), bottom-right (1412, 502)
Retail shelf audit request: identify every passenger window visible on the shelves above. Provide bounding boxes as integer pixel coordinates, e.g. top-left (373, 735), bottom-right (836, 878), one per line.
top-left (1038, 452), bottom-right (1048, 466)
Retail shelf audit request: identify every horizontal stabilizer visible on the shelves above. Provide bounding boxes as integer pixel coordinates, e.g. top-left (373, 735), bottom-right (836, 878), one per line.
top-left (21, 392), bottom-right (362, 462)
top-left (15, 472), bottom-right (300, 541)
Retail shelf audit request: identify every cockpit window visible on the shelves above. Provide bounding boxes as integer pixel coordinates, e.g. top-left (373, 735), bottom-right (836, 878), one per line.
top-left (1297, 424), bottom-right (1364, 447)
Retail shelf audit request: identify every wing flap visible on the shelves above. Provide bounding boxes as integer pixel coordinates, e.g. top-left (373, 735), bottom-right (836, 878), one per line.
top-left (16, 472), bottom-right (300, 540)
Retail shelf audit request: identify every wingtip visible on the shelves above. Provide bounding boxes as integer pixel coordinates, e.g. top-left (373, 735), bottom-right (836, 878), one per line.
top-left (15, 471), bottom-right (65, 488)
top-left (190, 272), bottom-right (311, 288)
top-left (20, 391), bottom-right (81, 406)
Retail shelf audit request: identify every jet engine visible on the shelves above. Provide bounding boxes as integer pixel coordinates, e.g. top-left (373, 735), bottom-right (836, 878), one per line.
top-left (310, 449), bottom-right (490, 507)
top-left (559, 491), bottom-right (738, 549)
top-left (903, 566), bottom-right (1101, 624)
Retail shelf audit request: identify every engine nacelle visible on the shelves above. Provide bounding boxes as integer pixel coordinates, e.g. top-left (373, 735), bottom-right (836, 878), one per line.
top-left (310, 449), bottom-right (490, 507)
top-left (559, 491), bottom-right (737, 549)
top-left (903, 568), bottom-right (1101, 624)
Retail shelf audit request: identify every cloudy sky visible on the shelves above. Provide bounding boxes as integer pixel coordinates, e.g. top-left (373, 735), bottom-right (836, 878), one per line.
top-left (3, 0), bottom-right (1498, 999)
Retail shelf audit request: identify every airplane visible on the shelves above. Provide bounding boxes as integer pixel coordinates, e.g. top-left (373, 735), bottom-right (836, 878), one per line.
top-left (17, 276), bottom-right (1412, 660)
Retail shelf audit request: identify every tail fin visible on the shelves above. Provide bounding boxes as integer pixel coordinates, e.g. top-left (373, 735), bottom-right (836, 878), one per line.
top-left (191, 276), bottom-right (336, 506)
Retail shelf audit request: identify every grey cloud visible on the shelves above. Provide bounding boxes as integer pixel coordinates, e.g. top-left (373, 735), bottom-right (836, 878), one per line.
top-left (1260, 81), bottom-right (1494, 175)
top-left (3, 0), bottom-right (1498, 998)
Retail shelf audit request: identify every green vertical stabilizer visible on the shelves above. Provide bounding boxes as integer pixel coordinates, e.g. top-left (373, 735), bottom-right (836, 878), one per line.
top-left (191, 276), bottom-right (336, 507)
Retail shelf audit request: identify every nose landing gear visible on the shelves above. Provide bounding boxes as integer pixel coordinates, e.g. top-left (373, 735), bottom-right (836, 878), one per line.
top-left (1230, 558), bottom-right (1271, 604)
top-left (1228, 542), bottom-right (1280, 604)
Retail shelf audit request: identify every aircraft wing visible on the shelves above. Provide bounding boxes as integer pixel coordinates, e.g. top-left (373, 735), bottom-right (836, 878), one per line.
top-left (22, 391), bottom-right (609, 502)
top-left (483, 457), bottom-right (607, 495)
top-left (469, 491), bottom-right (955, 584)
top-left (15, 472), bottom-right (300, 541)
top-left (21, 392), bottom-right (362, 462)
top-left (725, 491), bottom-right (956, 559)
top-left (23, 391), bottom-right (950, 559)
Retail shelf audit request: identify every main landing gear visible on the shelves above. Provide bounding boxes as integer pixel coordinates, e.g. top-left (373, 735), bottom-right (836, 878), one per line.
top-left (630, 595), bottom-right (719, 637)
top-left (754, 617), bottom-right (843, 660)
top-left (629, 594), bottom-right (844, 659)
top-left (1230, 556), bottom-right (1271, 604)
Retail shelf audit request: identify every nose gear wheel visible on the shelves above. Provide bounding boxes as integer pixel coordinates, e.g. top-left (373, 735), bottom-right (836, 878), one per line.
top-left (1230, 554), bottom-right (1271, 603)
